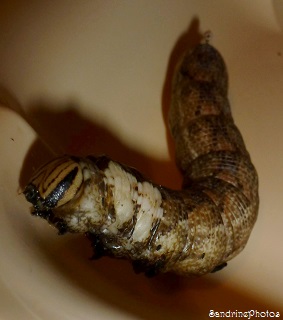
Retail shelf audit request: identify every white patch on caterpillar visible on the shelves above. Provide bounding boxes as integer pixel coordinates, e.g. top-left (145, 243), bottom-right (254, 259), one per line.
top-left (104, 161), bottom-right (163, 242)
top-left (104, 161), bottom-right (136, 233)
top-left (132, 181), bottom-right (163, 242)
top-left (62, 182), bottom-right (106, 232)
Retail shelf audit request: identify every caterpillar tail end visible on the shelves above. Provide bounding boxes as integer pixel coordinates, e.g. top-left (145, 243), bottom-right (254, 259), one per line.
top-left (202, 30), bottom-right (213, 44)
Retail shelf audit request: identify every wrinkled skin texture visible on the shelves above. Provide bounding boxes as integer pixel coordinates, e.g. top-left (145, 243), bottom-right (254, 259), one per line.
top-left (24, 36), bottom-right (259, 277)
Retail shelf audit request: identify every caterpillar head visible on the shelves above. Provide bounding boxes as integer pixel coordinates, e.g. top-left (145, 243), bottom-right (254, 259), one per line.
top-left (24, 156), bottom-right (84, 233)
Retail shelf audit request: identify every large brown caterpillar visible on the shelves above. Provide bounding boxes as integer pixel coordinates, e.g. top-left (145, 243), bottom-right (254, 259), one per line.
top-left (23, 34), bottom-right (259, 277)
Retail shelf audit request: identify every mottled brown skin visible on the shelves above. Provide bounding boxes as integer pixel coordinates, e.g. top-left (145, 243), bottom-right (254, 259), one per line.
top-left (167, 41), bottom-right (258, 275)
top-left (24, 38), bottom-right (259, 277)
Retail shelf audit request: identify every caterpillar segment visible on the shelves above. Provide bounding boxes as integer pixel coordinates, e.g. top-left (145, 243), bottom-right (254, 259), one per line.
top-left (24, 34), bottom-right (259, 277)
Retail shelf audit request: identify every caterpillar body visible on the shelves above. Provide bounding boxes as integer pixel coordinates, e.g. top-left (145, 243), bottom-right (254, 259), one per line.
top-left (24, 34), bottom-right (259, 277)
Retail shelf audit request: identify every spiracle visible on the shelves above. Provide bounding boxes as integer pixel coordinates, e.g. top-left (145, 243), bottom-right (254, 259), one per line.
top-left (23, 33), bottom-right (259, 277)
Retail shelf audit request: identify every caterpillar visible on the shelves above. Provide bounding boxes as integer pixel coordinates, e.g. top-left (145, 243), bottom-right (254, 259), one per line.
top-left (23, 33), bottom-right (259, 277)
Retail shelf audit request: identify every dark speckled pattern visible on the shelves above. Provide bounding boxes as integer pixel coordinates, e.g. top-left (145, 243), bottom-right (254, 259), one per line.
top-left (24, 37), bottom-right (259, 277)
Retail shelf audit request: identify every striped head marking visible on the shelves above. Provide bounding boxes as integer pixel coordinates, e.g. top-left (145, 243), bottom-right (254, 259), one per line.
top-left (24, 156), bottom-right (83, 216)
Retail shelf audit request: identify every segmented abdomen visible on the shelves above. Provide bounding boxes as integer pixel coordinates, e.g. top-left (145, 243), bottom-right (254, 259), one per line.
top-left (166, 39), bottom-right (258, 274)
top-left (24, 35), bottom-right (259, 277)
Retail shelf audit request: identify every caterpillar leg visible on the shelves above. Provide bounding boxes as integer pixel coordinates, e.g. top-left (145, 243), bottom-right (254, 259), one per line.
top-left (132, 258), bottom-right (166, 277)
top-left (86, 232), bottom-right (110, 260)
top-left (211, 262), bottom-right (228, 273)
